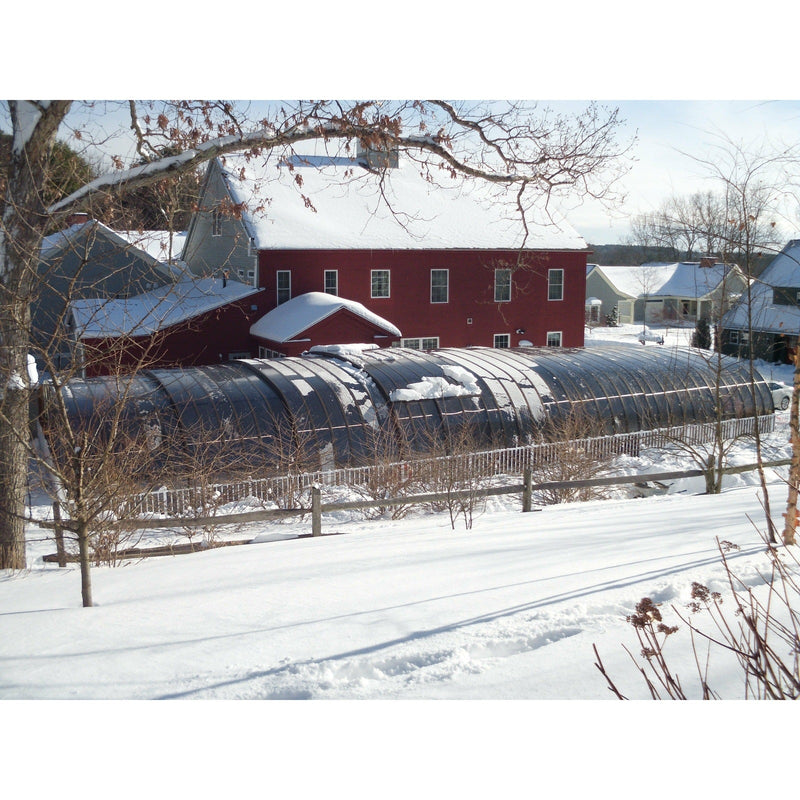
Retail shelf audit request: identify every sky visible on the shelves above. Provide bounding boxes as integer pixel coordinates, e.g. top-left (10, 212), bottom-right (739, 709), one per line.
top-left (5, 3), bottom-right (799, 247)
top-left (559, 100), bottom-right (800, 244)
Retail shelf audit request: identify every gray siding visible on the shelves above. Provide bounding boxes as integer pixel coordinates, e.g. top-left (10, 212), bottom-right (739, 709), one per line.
top-left (182, 162), bottom-right (257, 283)
top-left (585, 270), bottom-right (634, 322)
top-left (33, 228), bottom-right (172, 367)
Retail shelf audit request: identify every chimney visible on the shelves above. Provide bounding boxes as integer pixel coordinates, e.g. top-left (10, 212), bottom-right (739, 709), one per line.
top-left (65, 212), bottom-right (90, 227)
top-left (699, 257), bottom-right (715, 268)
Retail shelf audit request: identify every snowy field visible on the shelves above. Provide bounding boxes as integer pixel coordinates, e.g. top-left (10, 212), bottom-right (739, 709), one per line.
top-left (3, 324), bottom-right (797, 796)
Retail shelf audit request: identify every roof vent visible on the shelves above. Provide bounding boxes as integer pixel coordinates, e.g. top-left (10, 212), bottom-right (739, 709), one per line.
top-left (356, 143), bottom-right (399, 170)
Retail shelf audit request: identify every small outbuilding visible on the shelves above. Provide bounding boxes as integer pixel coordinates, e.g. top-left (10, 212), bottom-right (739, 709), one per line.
top-left (249, 292), bottom-right (402, 357)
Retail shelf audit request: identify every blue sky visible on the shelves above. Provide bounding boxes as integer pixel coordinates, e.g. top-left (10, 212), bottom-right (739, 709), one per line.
top-left (7, 3), bottom-right (797, 247)
top-left (556, 100), bottom-right (800, 244)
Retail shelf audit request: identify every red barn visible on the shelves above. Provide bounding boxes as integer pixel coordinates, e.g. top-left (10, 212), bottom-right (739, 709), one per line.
top-left (70, 277), bottom-right (270, 376)
top-left (181, 143), bottom-right (590, 354)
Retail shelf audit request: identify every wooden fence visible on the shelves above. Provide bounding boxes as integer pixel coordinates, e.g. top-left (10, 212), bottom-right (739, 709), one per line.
top-left (127, 414), bottom-right (775, 519)
top-left (41, 457), bottom-right (792, 565)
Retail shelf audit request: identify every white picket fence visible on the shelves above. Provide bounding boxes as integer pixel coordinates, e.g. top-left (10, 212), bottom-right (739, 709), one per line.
top-left (129, 414), bottom-right (775, 518)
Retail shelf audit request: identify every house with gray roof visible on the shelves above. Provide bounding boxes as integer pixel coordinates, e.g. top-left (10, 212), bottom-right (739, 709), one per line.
top-left (33, 215), bottom-right (176, 370)
top-left (720, 239), bottom-right (800, 363)
top-left (586, 259), bottom-right (746, 326)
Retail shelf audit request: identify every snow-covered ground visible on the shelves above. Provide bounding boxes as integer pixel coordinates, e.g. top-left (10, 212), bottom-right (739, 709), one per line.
top-left (3, 324), bottom-right (797, 795)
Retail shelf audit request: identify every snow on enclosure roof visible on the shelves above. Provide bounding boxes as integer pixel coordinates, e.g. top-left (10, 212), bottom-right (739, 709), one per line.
top-left (70, 277), bottom-right (259, 339)
top-left (250, 292), bottom-right (401, 343)
top-left (215, 144), bottom-right (587, 251)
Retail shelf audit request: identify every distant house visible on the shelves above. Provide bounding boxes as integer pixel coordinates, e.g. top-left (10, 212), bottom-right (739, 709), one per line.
top-left (250, 292), bottom-right (401, 358)
top-left (586, 259), bottom-right (747, 325)
top-left (69, 276), bottom-right (269, 377)
top-left (720, 239), bottom-right (800, 363)
top-left (180, 142), bottom-right (590, 352)
top-left (34, 215), bottom-right (175, 369)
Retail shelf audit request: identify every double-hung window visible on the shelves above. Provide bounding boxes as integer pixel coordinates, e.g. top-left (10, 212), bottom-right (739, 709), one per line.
top-left (371, 269), bottom-right (390, 298)
top-left (430, 269), bottom-right (449, 303)
top-left (493, 333), bottom-right (510, 349)
top-left (324, 270), bottom-right (338, 295)
top-left (548, 269), bottom-right (564, 301)
top-left (277, 270), bottom-right (291, 305)
top-left (494, 268), bottom-right (511, 303)
top-left (546, 331), bottom-right (562, 347)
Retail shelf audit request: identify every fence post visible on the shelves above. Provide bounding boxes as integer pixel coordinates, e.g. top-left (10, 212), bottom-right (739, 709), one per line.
top-left (312, 485), bottom-right (322, 537)
top-left (522, 467), bottom-right (533, 513)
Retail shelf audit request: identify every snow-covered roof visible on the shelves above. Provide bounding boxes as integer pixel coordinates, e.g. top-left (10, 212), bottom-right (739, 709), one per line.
top-left (721, 241), bottom-right (800, 334)
top-left (70, 277), bottom-right (259, 339)
top-left (214, 144), bottom-right (587, 251)
top-left (115, 229), bottom-right (187, 263)
top-left (40, 220), bottom-right (154, 262)
top-left (250, 292), bottom-right (401, 343)
top-left (721, 280), bottom-right (800, 334)
top-left (756, 239), bottom-right (800, 287)
top-left (590, 262), bottom-right (735, 300)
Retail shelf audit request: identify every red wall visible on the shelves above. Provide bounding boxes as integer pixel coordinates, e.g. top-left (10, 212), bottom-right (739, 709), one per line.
top-left (258, 249), bottom-right (587, 348)
top-left (82, 290), bottom-right (270, 376)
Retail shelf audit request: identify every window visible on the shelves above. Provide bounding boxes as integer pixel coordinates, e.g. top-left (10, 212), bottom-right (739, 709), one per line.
top-left (494, 268), bottom-right (511, 302)
top-left (398, 337), bottom-right (439, 350)
top-left (212, 208), bottom-right (222, 237)
top-left (324, 270), bottom-right (338, 295)
top-left (258, 346), bottom-right (286, 359)
top-left (548, 269), bottom-right (564, 301)
top-left (546, 331), bottom-right (562, 347)
top-left (277, 270), bottom-right (291, 305)
top-left (431, 269), bottom-right (449, 303)
top-left (494, 333), bottom-right (510, 349)
top-left (371, 269), bottom-right (390, 298)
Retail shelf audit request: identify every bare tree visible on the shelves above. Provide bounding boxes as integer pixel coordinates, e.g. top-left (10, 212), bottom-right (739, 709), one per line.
top-left (0, 99), bottom-right (633, 570)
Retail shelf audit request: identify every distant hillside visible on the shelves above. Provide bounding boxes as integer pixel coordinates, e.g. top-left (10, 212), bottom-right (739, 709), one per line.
top-left (587, 243), bottom-right (773, 276)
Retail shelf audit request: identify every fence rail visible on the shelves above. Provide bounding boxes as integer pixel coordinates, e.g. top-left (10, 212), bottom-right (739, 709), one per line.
top-left (127, 414), bottom-right (774, 519)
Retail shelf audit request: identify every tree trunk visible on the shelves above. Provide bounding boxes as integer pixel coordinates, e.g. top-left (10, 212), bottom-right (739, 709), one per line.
top-left (76, 522), bottom-right (93, 607)
top-left (0, 386), bottom-right (31, 568)
top-left (0, 101), bottom-right (71, 570)
top-left (783, 354), bottom-right (800, 546)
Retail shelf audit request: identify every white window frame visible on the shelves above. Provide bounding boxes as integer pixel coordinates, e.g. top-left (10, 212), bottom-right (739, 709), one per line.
top-left (430, 269), bottom-right (449, 303)
top-left (546, 331), bottom-right (563, 347)
top-left (371, 269), bottom-right (390, 298)
top-left (277, 270), bottom-right (291, 305)
top-left (494, 268), bottom-right (512, 303)
top-left (493, 333), bottom-right (510, 349)
top-left (258, 346), bottom-right (286, 359)
top-left (399, 337), bottom-right (440, 350)
top-left (211, 208), bottom-right (222, 237)
top-left (548, 269), bottom-right (564, 301)
top-left (324, 269), bottom-right (338, 295)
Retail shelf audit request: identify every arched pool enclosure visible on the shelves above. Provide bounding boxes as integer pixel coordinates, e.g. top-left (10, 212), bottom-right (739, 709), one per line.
top-left (43, 345), bottom-right (773, 473)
